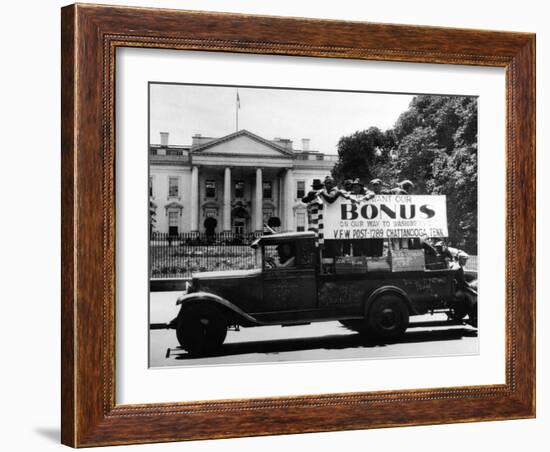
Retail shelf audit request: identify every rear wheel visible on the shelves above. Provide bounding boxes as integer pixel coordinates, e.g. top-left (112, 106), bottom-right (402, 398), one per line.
top-left (176, 304), bottom-right (227, 356)
top-left (366, 295), bottom-right (409, 339)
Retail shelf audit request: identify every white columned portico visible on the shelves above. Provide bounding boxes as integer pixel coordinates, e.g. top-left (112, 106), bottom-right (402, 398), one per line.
top-left (284, 168), bottom-right (295, 231)
top-left (190, 166), bottom-right (199, 232)
top-left (255, 168), bottom-right (263, 232)
top-left (223, 167), bottom-right (231, 232)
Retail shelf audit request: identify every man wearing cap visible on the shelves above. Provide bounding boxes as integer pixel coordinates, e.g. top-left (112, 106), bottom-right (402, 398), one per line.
top-left (350, 178), bottom-right (375, 203)
top-left (369, 178), bottom-right (389, 195)
top-left (340, 179), bottom-right (353, 196)
top-left (301, 179), bottom-right (323, 204)
top-left (390, 179), bottom-right (415, 195)
top-left (319, 176), bottom-right (343, 204)
top-left (265, 243), bottom-right (296, 268)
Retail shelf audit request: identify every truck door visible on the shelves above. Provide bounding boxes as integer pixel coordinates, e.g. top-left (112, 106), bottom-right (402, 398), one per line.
top-left (260, 240), bottom-right (318, 315)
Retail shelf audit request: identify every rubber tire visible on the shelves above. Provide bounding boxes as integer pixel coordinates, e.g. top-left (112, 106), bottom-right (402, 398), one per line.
top-left (366, 295), bottom-right (409, 339)
top-left (176, 304), bottom-right (227, 356)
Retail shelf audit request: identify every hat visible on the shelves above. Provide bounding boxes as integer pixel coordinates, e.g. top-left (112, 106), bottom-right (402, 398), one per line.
top-left (390, 187), bottom-right (407, 195)
top-left (311, 179), bottom-right (323, 190)
top-left (324, 176), bottom-right (335, 186)
top-left (398, 180), bottom-right (414, 190)
top-left (457, 250), bottom-right (469, 261)
top-left (369, 178), bottom-right (383, 185)
top-left (351, 178), bottom-right (363, 186)
top-left (343, 179), bottom-right (354, 186)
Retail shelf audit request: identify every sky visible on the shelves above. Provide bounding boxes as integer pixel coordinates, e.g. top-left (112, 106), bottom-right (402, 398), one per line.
top-left (149, 83), bottom-right (415, 154)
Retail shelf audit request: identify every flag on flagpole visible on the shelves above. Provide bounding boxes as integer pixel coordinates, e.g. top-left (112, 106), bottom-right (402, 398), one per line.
top-left (235, 90), bottom-right (240, 132)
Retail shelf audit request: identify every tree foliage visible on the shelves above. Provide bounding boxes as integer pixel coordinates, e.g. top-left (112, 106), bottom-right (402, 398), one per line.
top-left (331, 127), bottom-right (395, 184)
top-left (331, 95), bottom-right (478, 252)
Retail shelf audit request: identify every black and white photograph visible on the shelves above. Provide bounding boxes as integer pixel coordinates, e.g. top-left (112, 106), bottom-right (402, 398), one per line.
top-left (148, 83), bottom-right (479, 367)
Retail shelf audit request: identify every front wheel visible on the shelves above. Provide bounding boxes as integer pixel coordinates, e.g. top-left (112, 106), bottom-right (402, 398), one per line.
top-left (176, 304), bottom-right (227, 356)
top-left (366, 295), bottom-right (409, 339)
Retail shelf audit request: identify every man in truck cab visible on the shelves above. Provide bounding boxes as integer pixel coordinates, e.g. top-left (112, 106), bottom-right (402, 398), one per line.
top-left (265, 243), bottom-right (296, 268)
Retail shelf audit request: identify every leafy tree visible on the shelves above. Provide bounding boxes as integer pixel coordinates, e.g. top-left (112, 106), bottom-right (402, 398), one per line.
top-left (333, 95), bottom-right (478, 252)
top-left (331, 127), bottom-right (394, 185)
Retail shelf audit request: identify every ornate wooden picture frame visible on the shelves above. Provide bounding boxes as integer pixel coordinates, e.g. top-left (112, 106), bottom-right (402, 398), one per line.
top-left (61, 3), bottom-right (535, 447)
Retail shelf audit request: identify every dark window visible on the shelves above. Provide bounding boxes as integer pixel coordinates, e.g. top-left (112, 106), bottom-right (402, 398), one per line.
top-left (263, 181), bottom-right (272, 199)
top-left (149, 176), bottom-right (154, 197)
top-left (235, 180), bottom-right (244, 198)
top-left (168, 177), bottom-right (179, 198)
top-left (296, 180), bottom-right (305, 199)
top-left (205, 180), bottom-right (216, 198)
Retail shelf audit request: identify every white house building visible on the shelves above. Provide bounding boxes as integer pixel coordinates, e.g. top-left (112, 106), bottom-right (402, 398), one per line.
top-left (149, 130), bottom-right (337, 235)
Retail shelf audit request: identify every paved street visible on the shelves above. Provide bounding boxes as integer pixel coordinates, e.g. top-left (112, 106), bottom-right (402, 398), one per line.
top-left (149, 291), bottom-right (478, 368)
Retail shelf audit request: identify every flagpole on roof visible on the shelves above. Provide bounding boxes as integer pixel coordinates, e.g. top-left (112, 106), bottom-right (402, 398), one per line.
top-left (235, 89), bottom-right (240, 132)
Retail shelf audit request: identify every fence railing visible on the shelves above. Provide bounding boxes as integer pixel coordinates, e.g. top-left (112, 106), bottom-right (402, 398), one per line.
top-left (150, 232), bottom-right (261, 279)
top-left (150, 232), bottom-right (479, 280)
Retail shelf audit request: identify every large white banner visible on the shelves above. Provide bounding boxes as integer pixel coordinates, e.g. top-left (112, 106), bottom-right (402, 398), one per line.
top-left (324, 195), bottom-right (448, 239)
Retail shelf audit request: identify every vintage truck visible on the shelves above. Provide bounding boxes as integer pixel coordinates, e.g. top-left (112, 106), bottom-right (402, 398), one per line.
top-left (166, 214), bottom-right (478, 356)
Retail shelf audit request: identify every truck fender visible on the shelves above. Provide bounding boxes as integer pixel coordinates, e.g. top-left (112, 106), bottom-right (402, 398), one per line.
top-left (364, 286), bottom-right (418, 316)
top-left (176, 291), bottom-right (261, 326)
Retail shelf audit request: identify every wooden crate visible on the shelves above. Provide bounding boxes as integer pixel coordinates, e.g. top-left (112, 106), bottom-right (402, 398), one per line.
top-left (391, 249), bottom-right (425, 272)
top-left (335, 256), bottom-right (368, 273)
top-left (366, 256), bottom-right (391, 272)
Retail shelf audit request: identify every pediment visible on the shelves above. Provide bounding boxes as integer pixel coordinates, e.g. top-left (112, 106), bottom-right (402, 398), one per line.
top-left (192, 130), bottom-right (292, 158)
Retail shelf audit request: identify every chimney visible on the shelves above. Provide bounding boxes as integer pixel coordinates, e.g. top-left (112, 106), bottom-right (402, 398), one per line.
top-left (192, 133), bottom-right (202, 147)
top-left (160, 132), bottom-right (169, 147)
top-left (273, 137), bottom-right (293, 151)
top-left (302, 138), bottom-right (310, 151)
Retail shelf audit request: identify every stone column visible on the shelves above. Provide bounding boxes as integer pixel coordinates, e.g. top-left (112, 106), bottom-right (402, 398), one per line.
top-left (223, 167), bottom-right (231, 232)
top-left (278, 174), bottom-right (284, 229)
top-left (255, 168), bottom-right (263, 232)
top-left (190, 166), bottom-right (199, 232)
top-left (272, 177), bottom-right (279, 219)
top-left (284, 168), bottom-right (295, 231)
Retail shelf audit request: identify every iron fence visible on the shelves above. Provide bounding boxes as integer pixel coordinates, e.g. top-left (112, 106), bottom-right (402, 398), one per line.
top-left (149, 232), bottom-right (479, 279)
top-left (150, 232), bottom-right (261, 279)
